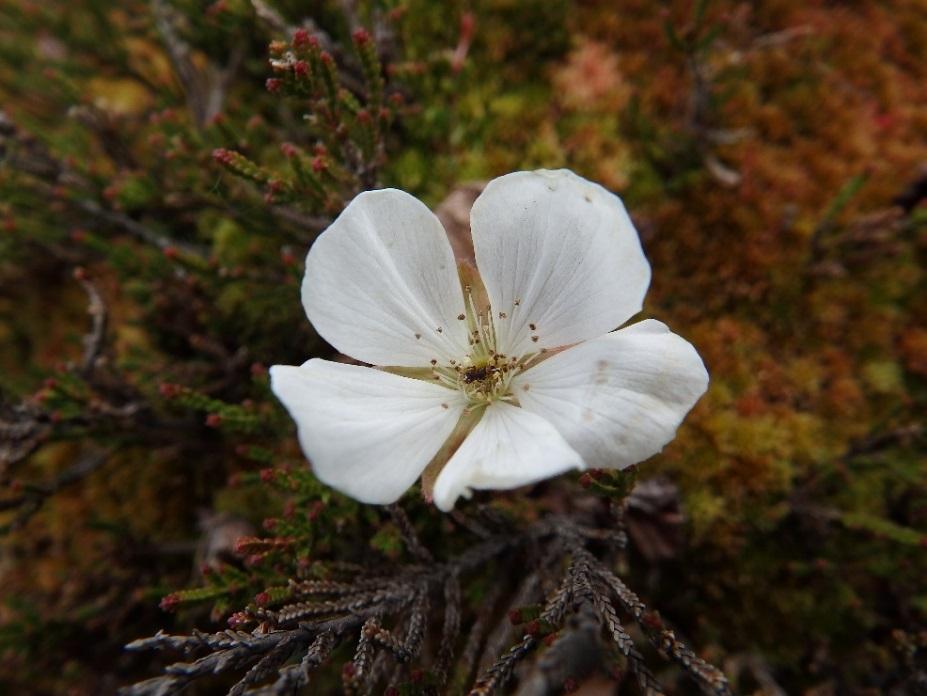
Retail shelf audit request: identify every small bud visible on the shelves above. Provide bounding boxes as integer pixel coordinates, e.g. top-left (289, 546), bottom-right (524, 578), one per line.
top-left (356, 109), bottom-right (371, 124)
top-left (460, 12), bottom-right (476, 41)
top-left (228, 611), bottom-right (250, 628)
top-left (245, 553), bottom-right (265, 567)
top-left (250, 362), bottom-right (267, 377)
top-left (579, 472), bottom-right (593, 488)
top-left (163, 245), bottom-right (179, 260)
top-left (311, 156), bottom-right (326, 173)
top-left (158, 382), bottom-right (180, 398)
top-left (642, 611), bottom-right (663, 630)
top-left (525, 620), bottom-right (540, 636)
top-left (265, 78), bottom-right (283, 93)
top-left (262, 517), bottom-right (278, 531)
top-left (159, 593), bottom-right (181, 612)
top-left (205, 413), bottom-right (222, 428)
top-left (280, 142), bottom-right (299, 158)
top-left (292, 28), bottom-right (312, 48)
top-left (206, 0), bottom-right (227, 17)
top-left (308, 500), bottom-right (326, 520)
top-left (293, 60), bottom-right (309, 77)
top-left (254, 591), bottom-right (271, 607)
top-left (352, 28), bottom-right (371, 46)
top-left (260, 468), bottom-right (276, 483)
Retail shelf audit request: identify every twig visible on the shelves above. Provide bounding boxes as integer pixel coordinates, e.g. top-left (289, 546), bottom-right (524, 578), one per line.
top-left (75, 273), bottom-right (107, 376)
top-left (0, 448), bottom-right (112, 532)
top-left (387, 504), bottom-right (433, 563)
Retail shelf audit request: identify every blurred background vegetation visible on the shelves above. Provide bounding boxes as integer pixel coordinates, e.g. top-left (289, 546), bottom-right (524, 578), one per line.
top-left (0, 0), bottom-right (925, 693)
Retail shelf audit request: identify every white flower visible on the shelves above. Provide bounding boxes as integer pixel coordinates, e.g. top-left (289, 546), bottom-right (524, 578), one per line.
top-left (270, 170), bottom-right (708, 511)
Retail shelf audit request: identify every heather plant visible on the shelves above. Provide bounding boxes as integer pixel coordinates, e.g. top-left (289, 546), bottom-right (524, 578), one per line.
top-left (1, 1), bottom-right (926, 695)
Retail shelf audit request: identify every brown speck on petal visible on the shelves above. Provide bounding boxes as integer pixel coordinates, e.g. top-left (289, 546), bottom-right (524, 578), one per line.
top-left (457, 313), bottom-right (466, 320)
top-left (529, 323), bottom-right (537, 331)
top-left (531, 335), bottom-right (539, 342)
top-left (415, 333), bottom-right (422, 340)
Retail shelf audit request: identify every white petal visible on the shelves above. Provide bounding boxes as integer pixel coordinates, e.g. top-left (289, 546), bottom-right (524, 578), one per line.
top-left (512, 320), bottom-right (708, 469)
top-left (470, 169), bottom-right (651, 357)
top-left (432, 402), bottom-right (583, 511)
top-left (302, 189), bottom-right (469, 367)
top-left (270, 359), bottom-right (466, 505)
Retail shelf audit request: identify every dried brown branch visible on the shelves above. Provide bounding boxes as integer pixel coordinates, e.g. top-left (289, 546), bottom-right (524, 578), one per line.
top-left (75, 272), bottom-right (108, 376)
top-left (387, 503), bottom-right (433, 563)
top-left (125, 510), bottom-right (732, 695)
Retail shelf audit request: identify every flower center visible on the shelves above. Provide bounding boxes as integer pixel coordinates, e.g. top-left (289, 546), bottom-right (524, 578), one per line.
top-left (430, 284), bottom-right (534, 407)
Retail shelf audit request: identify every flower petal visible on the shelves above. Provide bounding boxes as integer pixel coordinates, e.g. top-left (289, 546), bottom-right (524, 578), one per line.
top-left (511, 319), bottom-right (708, 469)
top-left (270, 359), bottom-right (466, 504)
top-left (470, 169), bottom-right (651, 357)
top-left (303, 189), bottom-right (469, 367)
top-left (432, 401), bottom-right (583, 511)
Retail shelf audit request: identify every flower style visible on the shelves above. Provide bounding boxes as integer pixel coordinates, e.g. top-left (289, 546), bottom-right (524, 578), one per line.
top-left (270, 170), bottom-right (708, 511)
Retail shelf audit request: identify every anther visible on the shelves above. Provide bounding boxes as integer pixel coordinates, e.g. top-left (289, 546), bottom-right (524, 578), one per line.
top-left (415, 333), bottom-right (421, 340)
top-left (531, 336), bottom-right (539, 342)
top-left (430, 359), bottom-right (437, 365)
top-left (457, 314), bottom-right (465, 320)
top-left (529, 323), bottom-right (536, 330)
top-left (498, 311), bottom-right (507, 319)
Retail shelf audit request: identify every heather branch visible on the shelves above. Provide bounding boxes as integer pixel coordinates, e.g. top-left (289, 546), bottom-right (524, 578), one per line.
top-left (435, 572), bottom-right (461, 686)
top-left (387, 503), bottom-right (433, 562)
